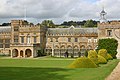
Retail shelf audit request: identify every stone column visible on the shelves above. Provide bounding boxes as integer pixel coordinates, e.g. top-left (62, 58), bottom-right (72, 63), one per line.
top-left (11, 50), bottom-right (13, 58)
top-left (52, 43), bottom-right (54, 56)
top-left (31, 49), bottom-right (34, 58)
top-left (23, 50), bottom-right (26, 58)
top-left (18, 50), bottom-right (20, 58)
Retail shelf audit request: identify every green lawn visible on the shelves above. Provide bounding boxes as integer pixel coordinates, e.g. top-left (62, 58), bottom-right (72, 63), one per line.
top-left (0, 58), bottom-right (119, 80)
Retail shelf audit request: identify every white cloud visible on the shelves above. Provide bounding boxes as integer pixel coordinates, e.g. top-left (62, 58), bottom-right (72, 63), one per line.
top-left (0, 0), bottom-right (120, 24)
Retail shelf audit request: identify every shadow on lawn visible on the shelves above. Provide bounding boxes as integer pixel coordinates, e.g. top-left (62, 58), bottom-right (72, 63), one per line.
top-left (0, 67), bottom-right (71, 80)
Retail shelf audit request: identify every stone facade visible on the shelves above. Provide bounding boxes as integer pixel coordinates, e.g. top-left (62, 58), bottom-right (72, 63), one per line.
top-left (1, 19), bottom-right (120, 58)
top-left (0, 20), bottom-right (98, 58)
top-left (98, 21), bottom-right (120, 58)
top-left (46, 26), bottom-right (98, 57)
top-left (0, 20), bottom-right (47, 58)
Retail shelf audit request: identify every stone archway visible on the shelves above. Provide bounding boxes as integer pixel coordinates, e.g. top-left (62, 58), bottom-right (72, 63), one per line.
top-left (87, 45), bottom-right (92, 50)
top-left (25, 49), bottom-right (32, 57)
top-left (74, 45), bottom-right (79, 49)
top-left (67, 45), bottom-right (72, 49)
top-left (55, 45), bottom-right (59, 49)
top-left (20, 50), bottom-right (24, 57)
top-left (80, 45), bottom-right (85, 49)
top-left (12, 49), bottom-right (18, 57)
top-left (80, 45), bottom-right (86, 56)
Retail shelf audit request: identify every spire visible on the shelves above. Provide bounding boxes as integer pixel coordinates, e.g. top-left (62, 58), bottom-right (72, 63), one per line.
top-left (24, 6), bottom-right (27, 20)
top-left (100, 6), bottom-right (107, 23)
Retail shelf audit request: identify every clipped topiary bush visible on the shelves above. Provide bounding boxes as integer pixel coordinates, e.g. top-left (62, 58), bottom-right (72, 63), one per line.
top-left (68, 57), bottom-right (98, 68)
top-left (98, 49), bottom-right (107, 60)
top-left (88, 50), bottom-right (99, 65)
top-left (98, 55), bottom-right (107, 64)
top-left (107, 54), bottom-right (113, 60)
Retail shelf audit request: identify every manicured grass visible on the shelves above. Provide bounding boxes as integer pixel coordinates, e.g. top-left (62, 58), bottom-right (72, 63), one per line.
top-left (0, 59), bottom-right (73, 68)
top-left (0, 58), bottom-right (119, 80)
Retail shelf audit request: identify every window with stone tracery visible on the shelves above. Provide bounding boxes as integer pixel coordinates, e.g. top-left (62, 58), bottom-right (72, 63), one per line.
top-left (21, 37), bottom-right (24, 43)
top-left (27, 34), bottom-right (30, 44)
top-left (34, 37), bottom-right (37, 43)
top-left (14, 35), bottom-right (18, 43)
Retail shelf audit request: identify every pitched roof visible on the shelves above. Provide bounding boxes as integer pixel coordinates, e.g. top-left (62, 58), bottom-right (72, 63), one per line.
top-left (47, 27), bottom-right (98, 35)
top-left (0, 26), bottom-right (11, 33)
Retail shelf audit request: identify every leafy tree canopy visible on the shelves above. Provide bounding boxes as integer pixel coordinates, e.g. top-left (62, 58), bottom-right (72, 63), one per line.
top-left (41, 20), bottom-right (55, 28)
top-left (84, 20), bottom-right (97, 27)
top-left (60, 20), bottom-right (98, 28)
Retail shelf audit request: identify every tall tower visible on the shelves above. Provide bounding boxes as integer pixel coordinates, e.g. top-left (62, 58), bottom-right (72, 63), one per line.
top-left (100, 7), bottom-right (107, 23)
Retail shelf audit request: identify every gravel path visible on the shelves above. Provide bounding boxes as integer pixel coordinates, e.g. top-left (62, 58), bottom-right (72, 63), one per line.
top-left (105, 62), bottom-right (120, 80)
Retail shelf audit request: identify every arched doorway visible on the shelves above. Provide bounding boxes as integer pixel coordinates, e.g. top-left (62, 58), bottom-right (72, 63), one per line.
top-left (25, 49), bottom-right (32, 57)
top-left (67, 45), bottom-right (72, 54)
top-left (12, 49), bottom-right (18, 57)
top-left (54, 45), bottom-right (59, 56)
top-left (60, 45), bottom-right (66, 57)
top-left (80, 45), bottom-right (86, 56)
top-left (74, 45), bottom-right (79, 56)
top-left (20, 50), bottom-right (24, 57)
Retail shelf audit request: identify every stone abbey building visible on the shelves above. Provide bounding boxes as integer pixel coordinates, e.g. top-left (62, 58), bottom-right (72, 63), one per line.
top-left (0, 9), bottom-right (120, 58)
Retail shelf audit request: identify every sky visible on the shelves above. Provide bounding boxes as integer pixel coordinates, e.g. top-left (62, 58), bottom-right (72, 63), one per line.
top-left (0, 0), bottom-right (120, 24)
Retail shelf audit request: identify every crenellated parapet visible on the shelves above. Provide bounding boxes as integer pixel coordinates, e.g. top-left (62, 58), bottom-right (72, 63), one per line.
top-left (98, 21), bottom-right (120, 29)
top-left (19, 25), bottom-right (40, 32)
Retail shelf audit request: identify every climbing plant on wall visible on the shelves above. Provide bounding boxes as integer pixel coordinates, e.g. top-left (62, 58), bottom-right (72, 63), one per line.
top-left (98, 38), bottom-right (118, 59)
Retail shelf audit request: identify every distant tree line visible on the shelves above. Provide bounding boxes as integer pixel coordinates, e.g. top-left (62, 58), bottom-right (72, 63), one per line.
top-left (0, 23), bottom-right (11, 26)
top-left (61, 20), bottom-right (99, 28)
top-left (0, 19), bottom-right (99, 28)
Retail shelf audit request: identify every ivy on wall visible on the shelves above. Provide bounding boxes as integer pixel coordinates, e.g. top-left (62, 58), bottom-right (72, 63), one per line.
top-left (98, 38), bottom-right (118, 58)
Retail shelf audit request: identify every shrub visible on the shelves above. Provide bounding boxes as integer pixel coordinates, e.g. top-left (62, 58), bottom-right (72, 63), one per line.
top-left (88, 50), bottom-right (99, 65)
top-left (98, 49), bottom-right (107, 60)
top-left (107, 54), bottom-right (113, 60)
top-left (98, 38), bottom-right (118, 58)
top-left (98, 55), bottom-right (107, 64)
top-left (68, 57), bottom-right (98, 68)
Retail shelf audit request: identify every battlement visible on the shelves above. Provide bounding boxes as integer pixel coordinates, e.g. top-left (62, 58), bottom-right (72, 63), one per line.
top-left (98, 21), bottom-right (120, 29)
top-left (98, 21), bottom-right (120, 25)
top-left (11, 20), bottom-right (29, 26)
top-left (19, 25), bottom-right (40, 32)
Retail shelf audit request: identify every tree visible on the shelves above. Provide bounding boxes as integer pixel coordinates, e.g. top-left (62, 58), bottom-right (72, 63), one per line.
top-left (1, 23), bottom-right (11, 26)
top-left (41, 20), bottom-right (55, 28)
top-left (98, 38), bottom-right (118, 59)
top-left (60, 20), bottom-right (98, 28)
top-left (84, 20), bottom-right (97, 27)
